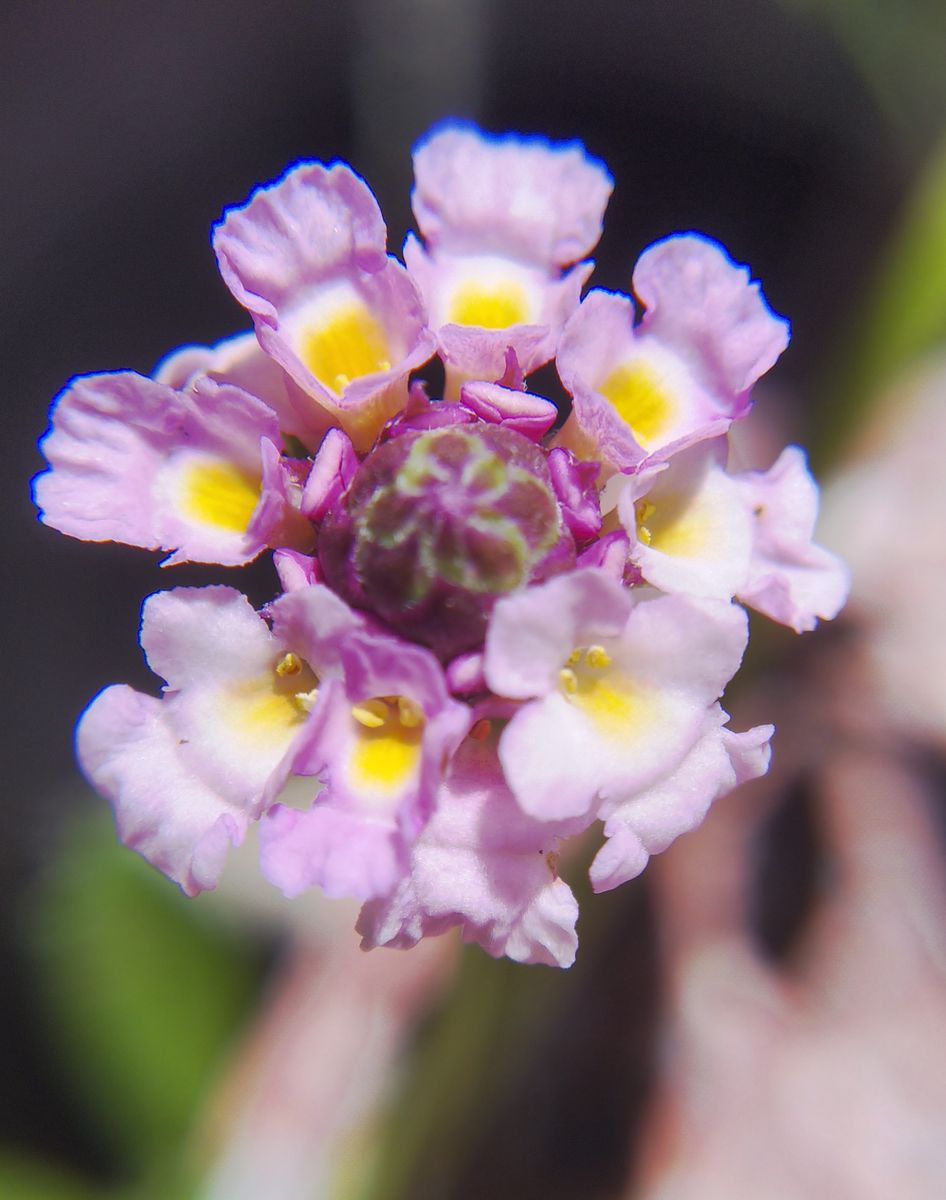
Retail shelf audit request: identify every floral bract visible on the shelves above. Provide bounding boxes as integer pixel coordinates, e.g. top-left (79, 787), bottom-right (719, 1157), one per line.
top-left (34, 122), bottom-right (848, 967)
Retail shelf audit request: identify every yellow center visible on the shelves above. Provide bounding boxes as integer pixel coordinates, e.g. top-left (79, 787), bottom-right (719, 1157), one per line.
top-left (225, 656), bottom-right (318, 748)
top-left (449, 282), bottom-right (529, 329)
top-left (637, 491), bottom-right (705, 557)
top-left (300, 302), bottom-right (391, 395)
top-left (348, 696), bottom-right (425, 796)
top-left (599, 361), bottom-right (675, 447)
top-left (560, 646), bottom-right (651, 741)
top-left (181, 460), bottom-right (261, 532)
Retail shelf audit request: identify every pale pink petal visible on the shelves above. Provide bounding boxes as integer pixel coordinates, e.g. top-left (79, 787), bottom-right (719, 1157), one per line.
top-left (618, 441), bottom-right (755, 600)
top-left (632, 233), bottom-right (790, 398)
top-left (484, 568), bottom-right (632, 699)
top-left (35, 372), bottom-right (282, 566)
top-left (735, 447), bottom-right (849, 631)
top-left (412, 123), bottom-right (612, 268)
top-left (358, 734), bottom-right (582, 967)
top-left (590, 708), bottom-right (773, 892)
top-left (214, 161), bottom-right (435, 451)
top-left (260, 803), bottom-right (404, 901)
top-left (77, 686), bottom-right (248, 896)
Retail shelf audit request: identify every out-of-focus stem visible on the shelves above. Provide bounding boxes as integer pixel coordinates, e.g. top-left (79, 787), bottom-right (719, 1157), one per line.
top-left (194, 930), bottom-right (457, 1200)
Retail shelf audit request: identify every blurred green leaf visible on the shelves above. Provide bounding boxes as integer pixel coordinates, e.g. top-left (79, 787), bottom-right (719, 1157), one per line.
top-left (27, 810), bottom-right (262, 1168)
top-left (0, 1151), bottom-right (102, 1200)
top-left (816, 131), bottom-right (946, 464)
top-left (783, 0), bottom-right (946, 146)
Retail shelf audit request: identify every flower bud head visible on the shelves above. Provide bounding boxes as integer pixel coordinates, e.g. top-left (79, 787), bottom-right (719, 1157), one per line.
top-left (319, 424), bottom-right (575, 656)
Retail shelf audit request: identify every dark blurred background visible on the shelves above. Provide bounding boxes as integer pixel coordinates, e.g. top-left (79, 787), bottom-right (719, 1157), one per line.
top-left (4, 0), bottom-right (944, 1193)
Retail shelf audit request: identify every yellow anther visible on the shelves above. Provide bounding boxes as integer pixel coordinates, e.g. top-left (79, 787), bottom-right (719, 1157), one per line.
top-left (635, 499), bottom-right (655, 546)
top-left (397, 696), bottom-right (424, 728)
top-left (293, 687), bottom-right (320, 714)
top-left (351, 698), bottom-right (390, 728)
top-left (275, 651), bottom-right (303, 678)
top-left (469, 718), bottom-right (492, 741)
top-left (378, 359), bottom-right (391, 372)
top-left (566, 648), bottom-right (583, 666)
top-left (559, 667), bottom-right (578, 695)
top-left (334, 372), bottom-right (351, 391)
top-left (585, 645), bottom-right (612, 670)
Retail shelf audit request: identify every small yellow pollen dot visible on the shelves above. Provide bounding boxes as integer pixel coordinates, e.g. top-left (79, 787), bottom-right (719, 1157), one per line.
top-left (635, 499), bottom-right (655, 546)
top-left (559, 667), bottom-right (579, 695)
top-left (469, 718), bottom-right (492, 741)
top-left (397, 697), bottom-right (424, 728)
top-left (293, 687), bottom-right (320, 714)
top-left (566, 649), bottom-right (583, 666)
top-left (378, 359), bottom-right (391, 373)
top-left (585, 645), bottom-right (612, 670)
top-left (352, 698), bottom-right (390, 728)
top-left (275, 652), bottom-right (303, 678)
top-left (334, 373), bottom-right (352, 391)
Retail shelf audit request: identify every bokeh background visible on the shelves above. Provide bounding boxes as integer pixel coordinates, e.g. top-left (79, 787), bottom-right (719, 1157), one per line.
top-left (5, 1), bottom-right (946, 1197)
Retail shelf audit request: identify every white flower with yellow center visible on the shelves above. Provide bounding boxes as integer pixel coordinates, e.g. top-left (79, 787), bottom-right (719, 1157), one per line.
top-left (214, 160), bottom-right (436, 452)
top-left (484, 569), bottom-right (750, 821)
top-left (404, 122), bottom-right (612, 391)
top-left (556, 234), bottom-right (790, 471)
top-left (34, 372), bottom-right (309, 566)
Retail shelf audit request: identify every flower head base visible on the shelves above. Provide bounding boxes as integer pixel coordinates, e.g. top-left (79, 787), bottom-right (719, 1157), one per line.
top-left (319, 423), bottom-right (575, 657)
top-left (34, 122), bottom-right (847, 966)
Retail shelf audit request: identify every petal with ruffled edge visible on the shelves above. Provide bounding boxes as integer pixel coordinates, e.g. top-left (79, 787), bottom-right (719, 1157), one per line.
top-left (556, 290), bottom-right (732, 471)
top-left (153, 329), bottom-right (301, 438)
top-left (77, 686), bottom-right (249, 896)
top-left (214, 160), bottom-right (436, 452)
top-left (632, 233), bottom-right (790, 399)
top-left (34, 372), bottom-right (295, 566)
top-left (735, 446), bottom-right (849, 632)
top-left (412, 122), bottom-right (612, 268)
top-left (486, 570), bottom-right (749, 819)
top-left (77, 585), bottom-right (337, 895)
top-left (589, 706), bottom-right (773, 892)
top-left (557, 238), bottom-right (788, 471)
top-left (358, 728), bottom-right (583, 968)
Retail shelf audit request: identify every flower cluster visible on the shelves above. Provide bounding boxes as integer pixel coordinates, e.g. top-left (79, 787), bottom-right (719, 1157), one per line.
top-left (34, 123), bottom-right (848, 967)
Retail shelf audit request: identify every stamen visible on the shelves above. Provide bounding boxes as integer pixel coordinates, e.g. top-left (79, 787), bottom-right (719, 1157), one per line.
top-left (352, 698), bottom-right (390, 728)
top-left (397, 696), bottom-right (423, 728)
top-left (559, 667), bottom-right (578, 695)
top-left (635, 499), bottom-right (655, 546)
top-left (585, 645), bottom-right (611, 670)
top-left (275, 651), bottom-right (303, 678)
top-left (469, 718), bottom-right (492, 741)
top-left (293, 687), bottom-right (320, 714)
top-left (566, 649), bottom-right (583, 666)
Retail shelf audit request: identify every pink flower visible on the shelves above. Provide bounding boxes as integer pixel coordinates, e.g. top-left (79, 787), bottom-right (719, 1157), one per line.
top-left (35, 372), bottom-right (310, 566)
top-left (214, 161), bottom-right (437, 452)
top-left (404, 122), bottom-right (612, 388)
top-left (556, 234), bottom-right (790, 470)
top-left (77, 585), bottom-right (358, 894)
top-left (260, 588), bottom-right (471, 901)
top-left (358, 718), bottom-right (583, 967)
top-left (484, 569), bottom-right (750, 821)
